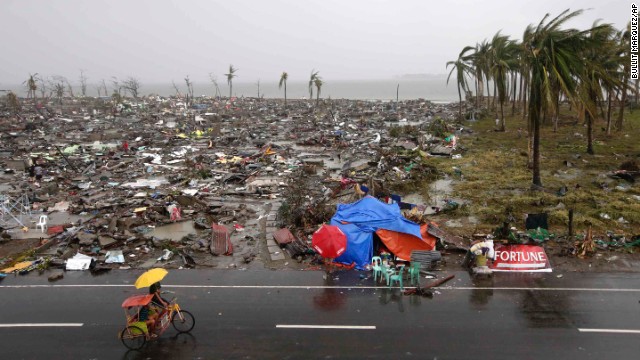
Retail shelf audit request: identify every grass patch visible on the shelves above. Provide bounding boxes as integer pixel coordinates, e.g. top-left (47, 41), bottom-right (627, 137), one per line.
top-left (438, 104), bottom-right (640, 236)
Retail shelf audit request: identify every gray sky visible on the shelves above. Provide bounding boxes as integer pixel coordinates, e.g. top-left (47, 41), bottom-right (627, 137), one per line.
top-left (0, 0), bottom-right (630, 85)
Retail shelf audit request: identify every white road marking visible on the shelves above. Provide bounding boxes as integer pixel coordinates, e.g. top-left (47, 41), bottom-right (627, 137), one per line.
top-left (0, 323), bottom-right (83, 327)
top-left (277, 325), bottom-right (375, 330)
top-left (578, 328), bottom-right (640, 334)
top-left (1, 284), bottom-right (640, 292)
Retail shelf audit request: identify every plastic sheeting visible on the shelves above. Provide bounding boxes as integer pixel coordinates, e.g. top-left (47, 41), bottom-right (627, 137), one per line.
top-left (330, 196), bottom-right (423, 269)
top-left (66, 253), bottom-right (95, 270)
top-left (376, 223), bottom-right (436, 261)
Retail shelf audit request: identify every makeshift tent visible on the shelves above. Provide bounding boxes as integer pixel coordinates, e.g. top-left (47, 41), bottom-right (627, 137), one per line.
top-left (330, 196), bottom-right (429, 269)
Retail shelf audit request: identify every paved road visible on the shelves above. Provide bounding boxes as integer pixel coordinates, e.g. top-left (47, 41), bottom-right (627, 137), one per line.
top-left (1, 270), bottom-right (639, 359)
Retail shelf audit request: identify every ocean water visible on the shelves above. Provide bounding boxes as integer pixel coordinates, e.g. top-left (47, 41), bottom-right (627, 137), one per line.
top-left (150, 78), bottom-right (460, 103)
top-left (3, 77), bottom-right (461, 103)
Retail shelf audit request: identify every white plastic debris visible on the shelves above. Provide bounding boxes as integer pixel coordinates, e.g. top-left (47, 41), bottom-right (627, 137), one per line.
top-left (105, 250), bottom-right (125, 264)
top-left (65, 253), bottom-right (94, 270)
top-left (158, 249), bottom-right (174, 261)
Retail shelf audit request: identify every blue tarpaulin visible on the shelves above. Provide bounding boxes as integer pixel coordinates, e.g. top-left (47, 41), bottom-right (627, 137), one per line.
top-left (330, 196), bottom-right (422, 269)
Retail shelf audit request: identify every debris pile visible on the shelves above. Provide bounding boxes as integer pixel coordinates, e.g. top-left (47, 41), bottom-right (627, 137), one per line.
top-left (0, 94), bottom-right (469, 276)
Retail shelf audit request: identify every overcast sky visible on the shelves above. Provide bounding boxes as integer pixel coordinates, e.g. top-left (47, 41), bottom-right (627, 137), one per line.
top-left (0, 0), bottom-right (630, 86)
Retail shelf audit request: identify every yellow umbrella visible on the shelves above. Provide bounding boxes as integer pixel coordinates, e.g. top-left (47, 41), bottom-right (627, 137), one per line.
top-left (134, 268), bottom-right (168, 289)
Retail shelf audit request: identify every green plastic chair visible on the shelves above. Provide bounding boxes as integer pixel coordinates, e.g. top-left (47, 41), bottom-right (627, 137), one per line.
top-left (388, 265), bottom-right (405, 290)
top-left (381, 261), bottom-right (394, 285)
top-left (408, 262), bottom-right (421, 286)
top-left (371, 256), bottom-right (383, 282)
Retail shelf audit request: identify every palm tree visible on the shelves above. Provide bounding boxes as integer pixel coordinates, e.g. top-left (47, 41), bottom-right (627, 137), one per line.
top-left (523, 9), bottom-right (590, 187)
top-left (577, 22), bottom-right (621, 154)
top-left (25, 73), bottom-right (38, 100)
top-left (489, 32), bottom-right (518, 131)
top-left (308, 70), bottom-right (319, 100)
top-left (279, 72), bottom-right (288, 109)
top-left (24, 73), bottom-right (39, 113)
top-left (520, 25), bottom-right (535, 120)
top-left (225, 65), bottom-right (238, 98)
top-left (314, 76), bottom-right (323, 106)
top-left (616, 23), bottom-right (632, 131)
top-left (475, 40), bottom-right (492, 108)
top-left (462, 41), bottom-right (491, 108)
top-left (446, 51), bottom-right (472, 120)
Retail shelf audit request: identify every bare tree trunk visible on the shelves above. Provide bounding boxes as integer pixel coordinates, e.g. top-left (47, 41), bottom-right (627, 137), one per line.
top-left (518, 71), bottom-right (524, 104)
top-left (511, 72), bottom-right (517, 116)
top-left (527, 89), bottom-right (534, 170)
top-left (486, 78), bottom-right (491, 109)
top-left (553, 91), bottom-right (560, 132)
top-left (457, 84), bottom-right (462, 120)
top-left (617, 77), bottom-right (628, 131)
top-left (522, 75), bottom-right (528, 121)
top-left (532, 115), bottom-right (541, 186)
top-left (492, 81), bottom-right (497, 108)
top-left (474, 77), bottom-right (479, 107)
top-left (500, 100), bottom-right (505, 131)
top-left (606, 90), bottom-right (613, 135)
top-left (586, 100), bottom-right (594, 155)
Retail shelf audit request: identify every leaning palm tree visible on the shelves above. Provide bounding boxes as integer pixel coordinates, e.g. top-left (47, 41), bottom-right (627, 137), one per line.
top-left (576, 22), bottom-right (621, 154)
top-left (520, 25), bottom-right (535, 120)
top-left (225, 65), bottom-right (238, 98)
top-left (459, 46), bottom-right (478, 106)
top-left (616, 23), bottom-right (632, 131)
top-left (314, 76), bottom-right (323, 106)
top-left (490, 32), bottom-right (518, 131)
top-left (474, 40), bottom-right (492, 108)
top-left (308, 70), bottom-right (319, 100)
top-left (446, 51), bottom-right (472, 120)
top-left (279, 71), bottom-right (288, 109)
top-left (524, 9), bottom-right (591, 187)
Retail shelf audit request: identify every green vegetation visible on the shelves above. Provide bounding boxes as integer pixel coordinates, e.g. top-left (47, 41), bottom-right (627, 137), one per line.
top-left (434, 107), bottom-right (640, 236)
top-left (447, 9), bottom-right (634, 188)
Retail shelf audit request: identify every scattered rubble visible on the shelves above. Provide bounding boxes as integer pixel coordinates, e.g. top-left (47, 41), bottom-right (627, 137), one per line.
top-left (0, 94), bottom-right (637, 279)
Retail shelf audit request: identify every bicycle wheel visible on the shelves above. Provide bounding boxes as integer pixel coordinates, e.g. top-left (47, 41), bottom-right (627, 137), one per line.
top-left (171, 310), bottom-right (195, 333)
top-left (120, 325), bottom-right (147, 350)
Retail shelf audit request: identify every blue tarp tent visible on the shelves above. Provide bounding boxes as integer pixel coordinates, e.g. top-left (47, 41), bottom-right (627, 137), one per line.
top-left (330, 196), bottom-right (423, 269)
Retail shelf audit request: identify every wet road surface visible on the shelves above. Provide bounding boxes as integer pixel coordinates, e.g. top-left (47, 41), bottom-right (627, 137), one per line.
top-left (1, 270), bottom-right (639, 359)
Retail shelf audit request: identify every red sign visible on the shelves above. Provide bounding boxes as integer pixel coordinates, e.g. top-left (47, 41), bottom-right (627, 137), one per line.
top-left (489, 244), bottom-right (552, 272)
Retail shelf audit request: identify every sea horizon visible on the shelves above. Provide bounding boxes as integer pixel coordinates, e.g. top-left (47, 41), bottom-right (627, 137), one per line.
top-left (1, 77), bottom-right (461, 103)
